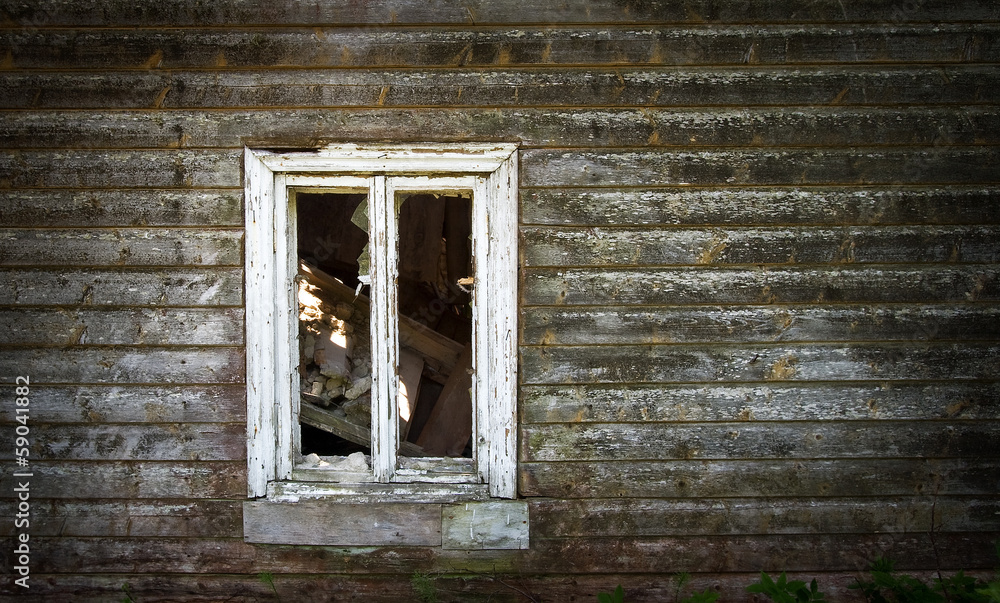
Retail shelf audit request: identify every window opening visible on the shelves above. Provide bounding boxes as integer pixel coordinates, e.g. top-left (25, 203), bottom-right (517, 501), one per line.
top-left (295, 190), bottom-right (475, 463)
top-left (397, 192), bottom-right (474, 459)
top-left (296, 192), bottom-right (372, 458)
top-left (244, 143), bottom-right (518, 500)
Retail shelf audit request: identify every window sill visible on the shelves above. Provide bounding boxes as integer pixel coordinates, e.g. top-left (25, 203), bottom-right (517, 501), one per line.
top-left (244, 494), bottom-right (529, 549)
top-left (290, 454), bottom-right (482, 486)
top-left (266, 479), bottom-right (491, 503)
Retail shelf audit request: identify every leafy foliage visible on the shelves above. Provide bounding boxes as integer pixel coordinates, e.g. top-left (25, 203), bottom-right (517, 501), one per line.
top-left (120, 581), bottom-right (137, 603)
top-left (257, 572), bottom-right (281, 603)
top-left (977, 581), bottom-right (1000, 603)
top-left (673, 573), bottom-right (692, 600)
top-left (747, 572), bottom-right (825, 603)
top-left (411, 573), bottom-right (440, 603)
top-left (598, 584), bottom-right (626, 603)
top-left (849, 556), bottom-right (997, 603)
top-left (681, 590), bottom-right (722, 603)
top-left (671, 571), bottom-right (720, 603)
top-left (938, 571), bottom-right (992, 603)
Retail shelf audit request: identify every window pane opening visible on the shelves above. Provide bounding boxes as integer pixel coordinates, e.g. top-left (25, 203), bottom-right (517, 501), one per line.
top-left (396, 192), bottom-right (474, 461)
top-left (296, 192), bottom-right (374, 462)
top-left (294, 189), bottom-right (475, 473)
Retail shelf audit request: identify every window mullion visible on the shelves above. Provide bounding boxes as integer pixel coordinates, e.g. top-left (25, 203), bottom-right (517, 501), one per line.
top-left (369, 175), bottom-right (399, 483)
top-left (274, 174), bottom-right (298, 482)
top-left (472, 176), bottom-right (490, 485)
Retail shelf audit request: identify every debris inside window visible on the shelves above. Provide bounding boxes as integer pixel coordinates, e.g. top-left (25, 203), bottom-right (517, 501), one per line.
top-left (296, 191), bottom-right (474, 466)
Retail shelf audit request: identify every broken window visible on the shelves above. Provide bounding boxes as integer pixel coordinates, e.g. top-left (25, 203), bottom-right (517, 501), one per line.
top-left (295, 189), bottom-right (476, 471)
top-left (244, 144), bottom-right (518, 500)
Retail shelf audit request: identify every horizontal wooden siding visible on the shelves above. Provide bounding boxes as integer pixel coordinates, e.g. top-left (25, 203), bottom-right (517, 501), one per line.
top-left (0, 0), bottom-right (997, 600)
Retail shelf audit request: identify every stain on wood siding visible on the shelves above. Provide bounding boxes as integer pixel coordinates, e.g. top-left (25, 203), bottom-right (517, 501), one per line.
top-left (8, 531), bottom-right (995, 574)
top-left (0, 268), bottom-right (243, 305)
top-left (523, 383), bottom-right (1000, 422)
top-left (520, 458), bottom-right (1000, 498)
top-left (5, 67), bottom-right (1000, 109)
top-left (0, 385), bottom-right (246, 423)
top-left (523, 266), bottom-right (999, 305)
top-left (6, 0), bottom-right (1000, 26)
top-left (522, 187), bottom-right (1000, 226)
top-left (5, 108), bottom-right (1000, 149)
top-left (521, 226), bottom-right (1000, 266)
top-left (522, 306), bottom-right (1000, 344)
top-left (4, 26), bottom-right (999, 69)
top-left (0, 190), bottom-right (243, 227)
top-left (0, 462), bottom-right (246, 499)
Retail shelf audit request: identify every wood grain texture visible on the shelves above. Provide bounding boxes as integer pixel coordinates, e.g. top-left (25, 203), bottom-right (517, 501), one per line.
top-left (0, 347), bottom-right (245, 384)
top-left (5, 108), bottom-right (999, 149)
top-left (521, 186), bottom-right (1000, 226)
top-left (267, 481), bottom-right (490, 504)
top-left (0, 228), bottom-right (243, 266)
top-left (4, 66), bottom-right (998, 109)
top-left (529, 497), bottom-right (1000, 537)
top-left (521, 382), bottom-right (1000, 423)
top-left (442, 500), bottom-right (530, 549)
top-left (0, 422), bottom-right (245, 461)
top-left (0, 461), bottom-right (245, 498)
top-left (520, 342), bottom-right (1000, 384)
top-left (0, 385), bottom-right (245, 423)
top-left (0, 189), bottom-right (243, 227)
top-left (522, 305), bottom-right (1000, 345)
top-left (0, 572), bottom-right (987, 603)
top-left (0, 307), bottom-right (244, 345)
top-left (245, 501), bottom-right (442, 546)
top-left (0, 0), bottom-right (996, 588)
top-left (0, 268), bottom-right (243, 305)
top-left (522, 421), bottom-right (1000, 461)
top-left (4, 0), bottom-right (997, 26)
top-left (521, 225), bottom-right (1000, 267)
top-left (517, 533), bottom-right (998, 573)
top-left (522, 266), bottom-right (999, 305)
top-left (4, 26), bottom-right (997, 69)
top-left (521, 148), bottom-right (1000, 187)
top-left (0, 149), bottom-right (241, 188)
top-left (519, 458), bottom-right (1000, 498)
top-left (17, 537), bottom-right (518, 575)
top-left (0, 499), bottom-right (243, 538)
top-left (14, 532), bottom-right (997, 574)
top-left (416, 344), bottom-right (473, 456)
top-left (0, 574), bottom-right (431, 603)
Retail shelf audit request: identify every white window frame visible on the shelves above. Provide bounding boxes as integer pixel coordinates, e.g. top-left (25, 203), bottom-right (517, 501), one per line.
top-left (244, 143), bottom-right (519, 500)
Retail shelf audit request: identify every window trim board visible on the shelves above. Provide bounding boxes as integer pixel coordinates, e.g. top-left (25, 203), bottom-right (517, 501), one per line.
top-left (244, 143), bottom-right (519, 501)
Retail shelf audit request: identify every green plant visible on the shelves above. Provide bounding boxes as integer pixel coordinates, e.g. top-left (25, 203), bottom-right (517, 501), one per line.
top-left (673, 573), bottom-right (692, 601)
top-left (849, 556), bottom-right (998, 603)
top-left (747, 571), bottom-right (825, 603)
top-left (412, 572), bottom-right (439, 603)
top-left (977, 581), bottom-right (1000, 603)
top-left (937, 571), bottom-right (991, 603)
top-left (977, 542), bottom-right (1000, 603)
top-left (120, 581), bottom-right (137, 603)
top-left (673, 572), bottom-right (720, 603)
top-left (257, 572), bottom-right (281, 603)
top-left (849, 557), bottom-right (943, 603)
top-left (681, 591), bottom-right (721, 603)
top-left (598, 584), bottom-right (626, 603)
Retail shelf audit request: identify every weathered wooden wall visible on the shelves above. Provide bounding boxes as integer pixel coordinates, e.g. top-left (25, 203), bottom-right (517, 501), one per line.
top-left (0, 0), bottom-right (998, 600)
